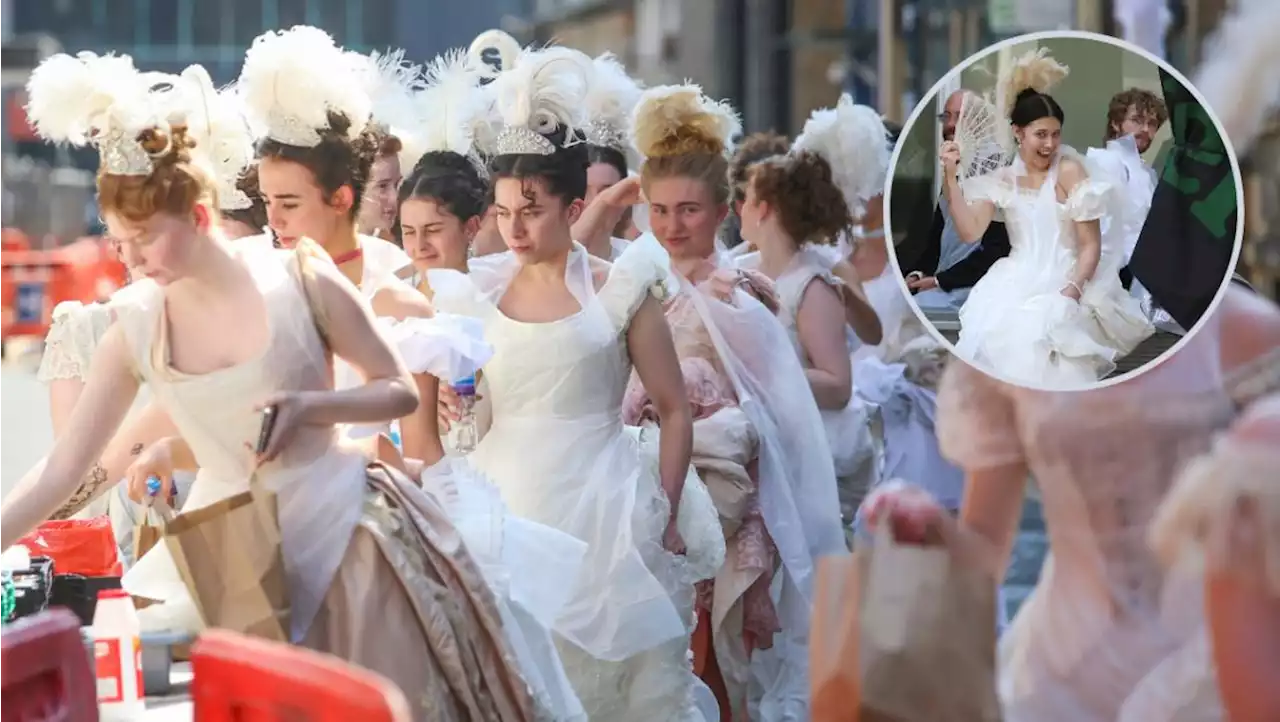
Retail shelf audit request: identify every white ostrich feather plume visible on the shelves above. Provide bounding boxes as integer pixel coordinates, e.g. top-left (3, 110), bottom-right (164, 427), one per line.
top-left (490, 45), bottom-right (591, 139)
top-left (468, 29), bottom-right (523, 80)
top-left (177, 66), bottom-right (255, 210)
top-left (415, 48), bottom-right (489, 161)
top-left (793, 94), bottom-right (891, 215)
top-left (25, 51), bottom-right (159, 146)
top-left (362, 48), bottom-right (429, 170)
top-left (631, 82), bottom-right (742, 158)
top-left (584, 52), bottom-right (643, 150)
top-left (238, 26), bottom-right (373, 146)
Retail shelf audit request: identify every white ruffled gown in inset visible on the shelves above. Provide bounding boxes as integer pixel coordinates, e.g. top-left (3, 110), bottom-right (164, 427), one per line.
top-left (956, 152), bottom-right (1155, 388)
top-left (427, 237), bottom-right (725, 722)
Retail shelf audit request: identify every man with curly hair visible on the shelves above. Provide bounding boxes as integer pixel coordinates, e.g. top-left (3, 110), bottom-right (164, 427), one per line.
top-left (1087, 87), bottom-right (1178, 329)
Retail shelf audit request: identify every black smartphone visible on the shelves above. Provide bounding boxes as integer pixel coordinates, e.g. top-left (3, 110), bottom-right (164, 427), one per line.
top-left (255, 405), bottom-right (279, 455)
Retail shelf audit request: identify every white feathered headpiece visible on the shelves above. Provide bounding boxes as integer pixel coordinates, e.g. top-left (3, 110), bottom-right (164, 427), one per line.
top-left (632, 82), bottom-right (742, 159)
top-left (1000, 48), bottom-right (1069, 120)
top-left (360, 49), bottom-right (428, 171)
top-left (174, 66), bottom-right (255, 211)
top-left (583, 52), bottom-right (643, 152)
top-left (413, 49), bottom-right (490, 170)
top-left (238, 26), bottom-right (372, 147)
top-left (792, 94), bottom-right (890, 216)
top-left (468, 29), bottom-right (523, 81)
top-left (25, 52), bottom-right (168, 176)
top-left (489, 45), bottom-right (591, 156)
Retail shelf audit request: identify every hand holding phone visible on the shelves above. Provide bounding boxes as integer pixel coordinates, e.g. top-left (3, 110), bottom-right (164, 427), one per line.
top-left (256, 404), bottom-right (279, 455)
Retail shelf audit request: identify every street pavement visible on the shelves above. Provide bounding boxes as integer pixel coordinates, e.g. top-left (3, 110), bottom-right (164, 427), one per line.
top-left (2, 345), bottom-right (53, 498)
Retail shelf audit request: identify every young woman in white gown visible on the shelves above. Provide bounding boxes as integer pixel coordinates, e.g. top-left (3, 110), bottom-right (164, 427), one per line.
top-left (946, 50), bottom-right (1153, 389)
top-left (29, 63), bottom-right (268, 560)
top-left (1, 40), bottom-right (539, 722)
top-left (424, 47), bottom-right (724, 721)
top-left (627, 82), bottom-right (847, 720)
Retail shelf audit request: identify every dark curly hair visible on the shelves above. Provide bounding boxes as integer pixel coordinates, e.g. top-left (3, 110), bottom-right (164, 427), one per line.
top-left (729, 131), bottom-right (791, 205)
top-left (399, 151), bottom-right (489, 222)
top-left (489, 126), bottom-right (590, 204)
top-left (255, 110), bottom-right (380, 219)
top-left (1104, 87), bottom-right (1168, 141)
top-left (220, 162), bottom-right (269, 231)
top-left (749, 150), bottom-right (851, 245)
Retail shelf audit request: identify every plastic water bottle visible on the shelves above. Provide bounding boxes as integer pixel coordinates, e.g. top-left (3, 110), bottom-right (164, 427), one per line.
top-left (388, 420), bottom-right (403, 452)
top-left (92, 589), bottom-right (145, 720)
top-left (451, 374), bottom-right (479, 454)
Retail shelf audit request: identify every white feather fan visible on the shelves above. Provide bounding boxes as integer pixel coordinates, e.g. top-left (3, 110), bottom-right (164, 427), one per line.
top-left (237, 26), bottom-right (373, 146)
top-left (489, 45), bottom-right (591, 139)
top-left (793, 93), bottom-right (891, 215)
top-left (631, 82), bottom-right (741, 158)
top-left (25, 51), bottom-right (158, 147)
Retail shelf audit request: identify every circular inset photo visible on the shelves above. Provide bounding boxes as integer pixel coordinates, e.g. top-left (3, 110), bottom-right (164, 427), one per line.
top-left (886, 30), bottom-right (1244, 392)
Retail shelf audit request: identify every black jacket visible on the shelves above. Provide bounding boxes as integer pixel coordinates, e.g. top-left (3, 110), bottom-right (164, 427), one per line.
top-left (907, 202), bottom-right (1012, 291)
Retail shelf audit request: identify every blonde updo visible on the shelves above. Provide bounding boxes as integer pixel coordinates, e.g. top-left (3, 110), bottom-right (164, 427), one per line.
top-left (633, 84), bottom-right (741, 206)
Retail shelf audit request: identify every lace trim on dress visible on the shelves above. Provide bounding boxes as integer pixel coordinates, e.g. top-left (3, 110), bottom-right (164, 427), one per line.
top-left (37, 301), bottom-right (115, 382)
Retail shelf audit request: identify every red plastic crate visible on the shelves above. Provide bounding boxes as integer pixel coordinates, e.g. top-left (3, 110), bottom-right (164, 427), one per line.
top-left (0, 608), bottom-right (98, 722)
top-left (190, 629), bottom-right (411, 721)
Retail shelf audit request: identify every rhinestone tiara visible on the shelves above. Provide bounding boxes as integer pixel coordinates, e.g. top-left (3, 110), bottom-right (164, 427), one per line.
top-left (493, 125), bottom-right (558, 156)
top-left (584, 118), bottom-right (628, 152)
top-left (96, 125), bottom-right (163, 176)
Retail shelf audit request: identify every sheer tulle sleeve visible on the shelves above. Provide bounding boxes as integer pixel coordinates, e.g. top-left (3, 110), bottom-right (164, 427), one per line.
top-left (36, 301), bottom-right (115, 382)
top-left (600, 233), bottom-right (677, 332)
top-left (936, 359), bottom-right (1026, 469)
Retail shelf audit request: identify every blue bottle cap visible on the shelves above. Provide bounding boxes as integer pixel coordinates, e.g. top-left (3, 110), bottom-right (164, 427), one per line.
top-left (146, 476), bottom-right (162, 496)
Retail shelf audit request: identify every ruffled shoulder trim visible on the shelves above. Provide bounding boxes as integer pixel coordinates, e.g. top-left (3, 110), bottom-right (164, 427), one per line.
top-left (600, 232), bottom-right (678, 331)
top-left (960, 169), bottom-right (1016, 208)
top-left (1062, 177), bottom-right (1113, 221)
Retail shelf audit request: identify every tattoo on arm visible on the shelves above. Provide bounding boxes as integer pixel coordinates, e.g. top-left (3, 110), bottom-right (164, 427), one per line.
top-left (49, 463), bottom-right (113, 520)
top-left (131, 443), bottom-right (144, 457)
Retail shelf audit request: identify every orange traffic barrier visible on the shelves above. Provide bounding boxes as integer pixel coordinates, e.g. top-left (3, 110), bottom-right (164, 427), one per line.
top-left (2, 235), bottom-right (126, 340)
top-left (191, 629), bottom-right (413, 721)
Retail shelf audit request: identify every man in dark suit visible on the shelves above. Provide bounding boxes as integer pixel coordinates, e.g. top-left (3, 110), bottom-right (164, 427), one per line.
top-left (902, 90), bottom-right (1012, 311)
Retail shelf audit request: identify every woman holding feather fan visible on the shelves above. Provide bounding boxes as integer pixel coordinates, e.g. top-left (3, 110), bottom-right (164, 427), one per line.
top-left (944, 49), bottom-right (1154, 389)
top-left (0, 31), bottom-right (538, 722)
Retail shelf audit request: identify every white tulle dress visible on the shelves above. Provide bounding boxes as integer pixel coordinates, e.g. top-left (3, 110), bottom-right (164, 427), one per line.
top-left (955, 150), bottom-right (1155, 389)
top-left (426, 236), bottom-right (726, 721)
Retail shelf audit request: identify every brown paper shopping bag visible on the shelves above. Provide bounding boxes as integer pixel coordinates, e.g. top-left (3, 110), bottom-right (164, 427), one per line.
top-left (812, 526), bottom-right (1003, 722)
top-left (133, 500), bottom-right (173, 563)
top-left (162, 482), bottom-right (291, 642)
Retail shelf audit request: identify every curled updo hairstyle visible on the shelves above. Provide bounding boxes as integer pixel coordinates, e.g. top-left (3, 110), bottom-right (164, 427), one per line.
top-left (488, 126), bottom-right (590, 203)
top-left (1009, 87), bottom-right (1065, 129)
top-left (399, 151), bottom-right (489, 221)
top-left (750, 151), bottom-right (852, 246)
top-left (220, 163), bottom-right (268, 231)
top-left (255, 110), bottom-right (381, 219)
top-left (729, 131), bottom-right (791, 205)
top-left (639, 132), bottom-right (732, 205)
top-left (97, 123), bottom-right (217, 223)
